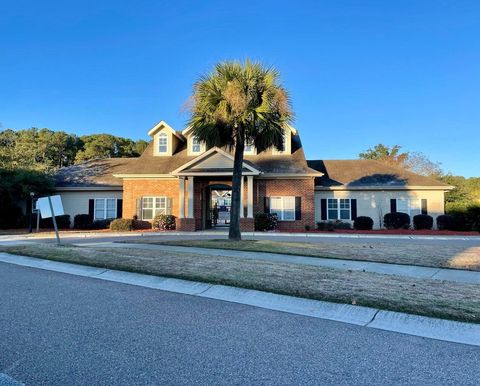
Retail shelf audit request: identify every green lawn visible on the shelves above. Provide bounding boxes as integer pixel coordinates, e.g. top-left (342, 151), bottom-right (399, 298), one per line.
top-left (149, 239), bottom-right (480, 271)
top-left (1, 243), bottom-right (479, 324)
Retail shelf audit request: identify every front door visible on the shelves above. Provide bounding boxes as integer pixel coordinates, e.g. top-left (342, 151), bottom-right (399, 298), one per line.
top-left (210, 189), bottom-right (231, 228)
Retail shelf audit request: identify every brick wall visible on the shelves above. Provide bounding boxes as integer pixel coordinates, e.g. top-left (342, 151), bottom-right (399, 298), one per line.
top-left (123, 179), bottom-right (179, 220)
top-left (122, 177), bottom-right (316, 232)
top-left (254, 178), bottom-right (316, 231)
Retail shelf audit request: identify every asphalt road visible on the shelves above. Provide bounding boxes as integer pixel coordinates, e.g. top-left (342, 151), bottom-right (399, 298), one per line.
top-left (1, 262), bottom-right (479, 385)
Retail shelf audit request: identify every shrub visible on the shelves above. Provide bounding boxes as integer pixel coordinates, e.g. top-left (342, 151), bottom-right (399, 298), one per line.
top-left (354, 216), bottom-right (374, 230)
top-left (153, 214), bottom-right (176, 230)
top-left (445, 204), bottom-right (480, 231)
top-left (383, 212), bottom-right (410, 229)
top-left (91, 218), bottom-right (113, 230)
top-left (254, 213), bottom-right (278, 231)
top-left (304, 224), bottom-right (311, 231)
top-left (74, 214), bottom-right (92, 230)
top-left (40, 214), bottom-right (71, 229)
top-left (110, 218), bottom-right (135, 231)
top-left (437, 215), bottom-right (455, 231)
top-left (316, 220), bottom-right (351, 231)
top-left (413, 214), bottom-right (433, 230)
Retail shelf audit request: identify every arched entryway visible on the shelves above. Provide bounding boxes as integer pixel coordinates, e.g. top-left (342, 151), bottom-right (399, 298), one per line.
top-left (204, 183), bottom-right (232, 229)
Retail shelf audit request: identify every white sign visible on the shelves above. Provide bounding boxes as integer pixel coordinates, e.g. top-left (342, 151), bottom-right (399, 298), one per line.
top-left (37, 195), bottom-right (65, 219)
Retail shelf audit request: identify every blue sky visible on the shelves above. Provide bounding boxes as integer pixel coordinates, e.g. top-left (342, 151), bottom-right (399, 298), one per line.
top-left (1, 0), bottom-right (479, 176)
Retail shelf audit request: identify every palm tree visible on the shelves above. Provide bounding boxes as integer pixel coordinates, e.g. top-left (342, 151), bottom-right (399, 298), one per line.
top-left (188, 60), bottom-right (293, 240)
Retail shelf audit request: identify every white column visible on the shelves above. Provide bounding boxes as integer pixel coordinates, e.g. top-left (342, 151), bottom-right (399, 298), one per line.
top-left (178, 178), bottom-right (185, 219)
top-left (240, 176), bottom-right (245, 218)
top-left (187, 176), bottom-right (194, 218)
top-left (247, 175), bottom-right (254, 218)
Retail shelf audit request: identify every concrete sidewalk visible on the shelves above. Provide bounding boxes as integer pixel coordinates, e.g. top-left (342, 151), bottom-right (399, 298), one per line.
top-left (81, 241), bottom-right (480, 285)
top-left (1, 252), bottom-right (479, 348)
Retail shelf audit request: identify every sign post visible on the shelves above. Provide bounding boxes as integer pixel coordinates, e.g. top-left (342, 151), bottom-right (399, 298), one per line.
top-left (47, 196), bottom-right (61, 245)
top-left (36, 195), bottom-right (64, 246)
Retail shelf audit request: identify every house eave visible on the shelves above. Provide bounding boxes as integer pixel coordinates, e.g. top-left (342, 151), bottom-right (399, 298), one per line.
top-left (53, 186), bottom-right (123, 191)
top-left (314, 185), bottom-right (454, 191)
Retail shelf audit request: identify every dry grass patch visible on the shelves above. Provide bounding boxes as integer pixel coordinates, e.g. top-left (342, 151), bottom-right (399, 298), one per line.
top-left (1, 244), bottom-right (479, 324)
top-left (142, 239), bottom-right (480, 271)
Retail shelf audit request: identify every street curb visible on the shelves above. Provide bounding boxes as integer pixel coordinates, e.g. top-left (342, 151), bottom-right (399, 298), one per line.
top-left (1, 252), bottom-right (479, 347)
top-left (2, 231), bottom-right (480, 241)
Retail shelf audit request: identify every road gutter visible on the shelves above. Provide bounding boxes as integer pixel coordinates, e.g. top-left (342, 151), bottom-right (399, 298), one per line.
top-left (0, 252), bottom-right (479, 347)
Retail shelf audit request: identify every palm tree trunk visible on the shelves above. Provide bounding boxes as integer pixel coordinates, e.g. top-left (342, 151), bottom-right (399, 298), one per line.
top-left (229, 133), bottom-right (245, 241)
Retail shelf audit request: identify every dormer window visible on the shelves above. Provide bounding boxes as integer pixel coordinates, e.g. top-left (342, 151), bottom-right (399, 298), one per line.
top-left (192, 136), bottom-right (202, 153)
top-left (158, 132), bottom-right (168, 153)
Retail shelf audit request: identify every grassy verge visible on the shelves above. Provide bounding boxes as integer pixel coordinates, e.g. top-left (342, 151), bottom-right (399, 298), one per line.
top-left (136, 238), bottom-right (480, 271)
top-left (1, 244), bottom-right (479, 324)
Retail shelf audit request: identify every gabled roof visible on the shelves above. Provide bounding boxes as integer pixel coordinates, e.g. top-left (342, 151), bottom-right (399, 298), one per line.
top-left (307, 159), bottom-right (453, 190)
top-left (171, 147), bottom-right (261, 175)
top-left (148, 120), bottom-right (184, 140)
top-left (113, 133), bottom-right (319, 176)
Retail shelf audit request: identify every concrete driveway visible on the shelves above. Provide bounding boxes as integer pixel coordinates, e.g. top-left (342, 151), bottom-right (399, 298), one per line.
top-left (1, 262), bottom-right (480, 385)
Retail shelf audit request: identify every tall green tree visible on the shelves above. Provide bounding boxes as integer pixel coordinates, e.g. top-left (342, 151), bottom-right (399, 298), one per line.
top-left (188, 60), bottom-right (293, 240)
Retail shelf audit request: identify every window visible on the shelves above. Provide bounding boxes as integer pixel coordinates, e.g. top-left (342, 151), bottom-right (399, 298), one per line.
top-left (270, 196), bottom-right (295, 221)
top-left (397, 199), bottom-right (421, 217)
top-left (192, 136), bottom-right (202, 153)
top-left (158, 132), bottom-right (168, 153)
top-left (327, 198), bottom-right (351, 220)
top-left (94, 198), bottom-right (117, 220)
top-left (142, 197), bottom-right (168, 220)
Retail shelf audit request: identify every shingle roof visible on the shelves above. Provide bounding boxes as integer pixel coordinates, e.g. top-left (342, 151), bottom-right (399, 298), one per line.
top-left (116, 135), bottom-right (319, 175)
top-left (307, 159), bottom-right (451, 188)
top-left (54, 158), bottom-right (136, 188)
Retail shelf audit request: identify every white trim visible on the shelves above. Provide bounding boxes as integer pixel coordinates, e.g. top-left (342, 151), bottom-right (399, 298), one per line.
top-left (158, 132), bottom-right (168, 154)
top-left (141, 196), bottom-right (168, 220)
top-left (54, 186), bottom-right (123, 191)
top-left (171, 147), bottom-right (261, 175)
top-left (94, 198), bottom-right (117, 220)
top-left (112, 174), bottom-right (176, 179)
top-left (315, 185), bottom-right (453, 191)
top-left (269, 196), bottom-right (296, 221)
top-left (326, 198), bottom-right (351, 221)
top-left (148, 120), bottom-right (183, 140)
top-left (261, 173), bottom-right (322, 179)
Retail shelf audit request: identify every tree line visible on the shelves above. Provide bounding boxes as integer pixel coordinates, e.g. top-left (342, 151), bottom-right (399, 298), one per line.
top-left (0, 128), bottom-right (149, 172)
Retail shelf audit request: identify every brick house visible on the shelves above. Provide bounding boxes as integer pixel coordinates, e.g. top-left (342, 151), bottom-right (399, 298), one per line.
top-left (54, 121), bottom-right (452, 230)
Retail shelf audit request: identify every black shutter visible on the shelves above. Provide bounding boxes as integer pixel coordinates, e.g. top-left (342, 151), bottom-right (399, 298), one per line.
top-left (390, 199), bottom-right (397, 213)
top-left (421, 199), bottom-right (428, 215)
top-left (116, 199), bottom-right (123, 218)
top-left (320, 199), bottom-right (327, 220)
top-left (295, 197), bottom-right (301, 220)
top-left (88, 199), bottom-right (94, 221)
top-left (351, 199), bottom-right (357, 220)
top-left (136, 198), bottom-right (142, 219)
top-left (264, 197), bottom-right (270, 213)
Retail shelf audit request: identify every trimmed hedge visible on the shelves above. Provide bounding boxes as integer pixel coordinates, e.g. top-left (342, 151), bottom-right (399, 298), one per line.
top-left (384, 212), bottom-right (410, 229)
top-left (254, 213), bottom-right (278, 231)
top-left (40, 214), bottom-right (71, 229)
top-left (437, 215), bottom-right (455, 231)
top-left (153, 214), bottom-right (176, 230)
top-left (74, 214), bottom-right (92, 230)
top-left (354, 216), bottom-right (374, 230)
top-left (110, 218), bottom-right (135, 231)
top-left (413, 214), bottom-right (433, 230)
top-left (91, 218), bottom-right (113, 230)
top-left (317, 220), bottom-right (352, 231)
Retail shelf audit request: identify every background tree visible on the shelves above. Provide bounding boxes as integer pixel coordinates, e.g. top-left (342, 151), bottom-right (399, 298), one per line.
top-left (189, 60), bottom-right (293, 240)
top-left (359, 143), bottom-right (442, 177)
